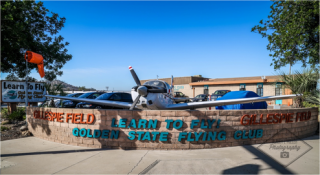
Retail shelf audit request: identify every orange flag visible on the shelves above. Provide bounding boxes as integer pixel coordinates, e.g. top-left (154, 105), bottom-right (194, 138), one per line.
top-left (24, 51), bottom-right (45, 78)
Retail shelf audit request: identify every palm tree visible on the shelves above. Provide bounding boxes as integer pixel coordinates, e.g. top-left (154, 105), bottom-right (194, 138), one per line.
top-left (44, 82), bottom-right (66, 96)
top-left (43, 82), bottom-right (67, 107)
top-left (305, 89), bottom-right (320, 106)
top-left (277, 69), bottom-right (319, 108)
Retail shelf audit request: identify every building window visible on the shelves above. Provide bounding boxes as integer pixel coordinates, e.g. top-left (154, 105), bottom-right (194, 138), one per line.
top-left (204, 85), bottom-right (209, 94)
top-left (257, 83), bottom-right (263, 96)
top-left (240, 84), bottom-right (246, 91)
top-left (275, 83), bottom-right (282, 96)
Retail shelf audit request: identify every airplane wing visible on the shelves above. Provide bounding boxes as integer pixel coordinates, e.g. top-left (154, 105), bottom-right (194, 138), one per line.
top-left (45, 95), bottom-right (132, 109)
top-left (166, 94), bottom-right (301, 110)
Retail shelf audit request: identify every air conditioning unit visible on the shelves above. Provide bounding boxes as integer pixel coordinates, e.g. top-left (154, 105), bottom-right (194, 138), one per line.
top-left (240, 85), bottom-right (245, 88)
top-left (258, 84), bottom-right (263, 88)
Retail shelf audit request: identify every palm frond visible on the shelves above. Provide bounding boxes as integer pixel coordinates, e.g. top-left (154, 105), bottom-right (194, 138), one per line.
top-left (277, 68), bottom-right (319, 108)
top-left (44, 82), bottom-right (66, 95)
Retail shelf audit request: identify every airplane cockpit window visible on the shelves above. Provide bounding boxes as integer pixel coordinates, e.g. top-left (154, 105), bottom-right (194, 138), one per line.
top-left (143, 81), bottom-right (166, 89)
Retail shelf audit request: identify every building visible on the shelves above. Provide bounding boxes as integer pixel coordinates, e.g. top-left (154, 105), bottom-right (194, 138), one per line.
top-left (141, 75), bottom-right (292, 106)
top-left (140, 75), bottom-right (209, 98)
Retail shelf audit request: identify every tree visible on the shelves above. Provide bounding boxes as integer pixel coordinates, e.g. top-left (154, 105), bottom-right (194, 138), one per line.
top-left (43, 82), bottom-right (66, 107)
top-left (1, 0), bottom-right (72, 81)
top-left (277, 69), bottom-right (319, 108)
top-left (79, 86), bottom-right (86, 91)
top-left (252, 0), bottom-right (319, 70)
top-left (305, 90), bottom-right (319, 106)
top-left (5, 73), bottom-right (38, 82)
top-left (44, 82), bottom-right (66, 96)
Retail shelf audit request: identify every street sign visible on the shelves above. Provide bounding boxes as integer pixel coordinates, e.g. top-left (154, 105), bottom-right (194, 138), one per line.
top-left (1, 80), bottom-right (46, 103)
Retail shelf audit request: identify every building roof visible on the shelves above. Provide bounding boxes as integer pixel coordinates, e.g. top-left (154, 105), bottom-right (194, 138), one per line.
top-left (141, 76), bottom-right (209, 85)
top-left (189, 75), bottom-right (281, 86)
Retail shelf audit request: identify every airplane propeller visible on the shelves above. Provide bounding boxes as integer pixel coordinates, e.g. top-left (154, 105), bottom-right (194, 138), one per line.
top-left (129, 66), bottom-right (143, 110)
top-left (129, 66), bottom-right (141, 86)
top-left (129, 66), bottom-right (170, 110)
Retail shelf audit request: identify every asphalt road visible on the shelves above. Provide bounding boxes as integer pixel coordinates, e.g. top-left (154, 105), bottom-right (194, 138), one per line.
top-left (1, 135), bottom-right (319, 174)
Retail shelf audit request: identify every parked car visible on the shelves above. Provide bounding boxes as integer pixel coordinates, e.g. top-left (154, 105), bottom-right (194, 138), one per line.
top-left (55, 93), bottom-right (84, 107)
top-left (38, 100), bottom-right (52, 107)
top-left (76, 92), bottom-right (133, 109)
top-left (209, 90), bottom-right (231, 101)
top-left (38, 93), bottom-right (84, 107)
top-left (61, 92), bottom-right (105, 108)
top-left (66, 93), bottom-right (84, 98)
top-left (173, 92), bottom-right (192, 103)
top-left (174, 92), bottom-right (187, 97)
top-left (191, 94), bottom-right (209, 102)
top-left (38, 95), bottom-right (61, 107)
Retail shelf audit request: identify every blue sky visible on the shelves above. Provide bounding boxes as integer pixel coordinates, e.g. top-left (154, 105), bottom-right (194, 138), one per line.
top-left (1, 1), bottom-right (305, 90)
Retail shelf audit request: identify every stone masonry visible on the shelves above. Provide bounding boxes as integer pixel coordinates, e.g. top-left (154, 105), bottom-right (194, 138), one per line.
top-left (27, 107), bottom-right (319, 150)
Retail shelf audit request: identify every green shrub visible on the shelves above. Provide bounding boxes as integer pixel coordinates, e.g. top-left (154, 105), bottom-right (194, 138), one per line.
top-left (1, 108), bottom-right (9, 119)
top-left (303, 101), bottom-right (318, 108)
top-left (8, 107), bottom-right (26, 121)
top-left (1, 126), bottom-right (10, 131)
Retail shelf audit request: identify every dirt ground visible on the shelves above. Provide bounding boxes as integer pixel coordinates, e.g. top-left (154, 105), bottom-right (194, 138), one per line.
top-left (1, 121), bottom-right (32, 141)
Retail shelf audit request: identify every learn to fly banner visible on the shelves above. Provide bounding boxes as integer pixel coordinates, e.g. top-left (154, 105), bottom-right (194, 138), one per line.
top-left (1, 81), bottom-right (46, 103)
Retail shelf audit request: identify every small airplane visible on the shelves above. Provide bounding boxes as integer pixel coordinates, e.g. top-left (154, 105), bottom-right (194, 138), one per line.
top-left (45, 66), bottom-right (301, 110)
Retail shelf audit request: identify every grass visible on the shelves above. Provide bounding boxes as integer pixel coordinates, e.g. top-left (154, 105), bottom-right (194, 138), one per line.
top-left (1, 126), bottom-right (10, 131)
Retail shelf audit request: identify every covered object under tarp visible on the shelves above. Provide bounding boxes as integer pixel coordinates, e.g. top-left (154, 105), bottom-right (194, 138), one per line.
top-left (215, 91), bottom-right (268, 110)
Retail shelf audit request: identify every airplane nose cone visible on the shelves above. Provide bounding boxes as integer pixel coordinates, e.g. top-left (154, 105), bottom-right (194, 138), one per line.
top-left (137, 86), bottom-right (148, 97)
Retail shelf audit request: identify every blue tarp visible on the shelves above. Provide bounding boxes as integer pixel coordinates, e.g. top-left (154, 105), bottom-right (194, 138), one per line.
top-left (215, 91), bottom-right (268, 110)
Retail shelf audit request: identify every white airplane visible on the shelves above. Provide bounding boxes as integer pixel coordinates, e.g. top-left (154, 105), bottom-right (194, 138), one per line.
top-left (45, 66), bottom-right (301, 110)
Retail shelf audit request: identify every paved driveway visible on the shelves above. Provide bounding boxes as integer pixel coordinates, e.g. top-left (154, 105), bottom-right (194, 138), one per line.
top-left (1, 135), bottom-right (319, 174)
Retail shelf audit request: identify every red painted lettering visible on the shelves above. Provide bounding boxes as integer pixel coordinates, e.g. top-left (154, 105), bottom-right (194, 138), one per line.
top-left (79, 114), bottom-right (86, 124)
top-left (287, 113), bottom-right (294, 123)
top-left (273, 113), bottom-right (280, 124)
top-left (259, 114), bottom-right (268, 124)
top-left (266, 114), bottom-right (274, 124)
top-left (87, 114), bottom-right (95, 124)
top-left (66, 113), bottom-right (73, 123)
top-left (57, 113), bottom-right (64, 122)
top-left (73, 113), bottom-right (81, 124)
top-left (279, 113), bottom-right (286, 123)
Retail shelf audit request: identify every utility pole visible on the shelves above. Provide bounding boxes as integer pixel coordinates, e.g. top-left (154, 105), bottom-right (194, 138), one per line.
top-left (157, 75), bottom-right (158, 80)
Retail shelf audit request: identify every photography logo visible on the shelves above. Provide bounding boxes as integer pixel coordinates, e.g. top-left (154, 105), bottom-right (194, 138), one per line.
top-left (257, 128), bottom-right (313, 167)
top-left (280, 151), bottom-right (289, 158)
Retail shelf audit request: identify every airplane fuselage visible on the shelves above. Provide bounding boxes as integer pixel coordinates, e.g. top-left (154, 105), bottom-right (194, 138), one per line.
top-left (131, 80), bottom-right (175, 109)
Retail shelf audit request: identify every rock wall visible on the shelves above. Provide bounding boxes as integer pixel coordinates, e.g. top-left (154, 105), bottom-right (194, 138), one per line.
top-left (26, 107), bottom-right (319, 150)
